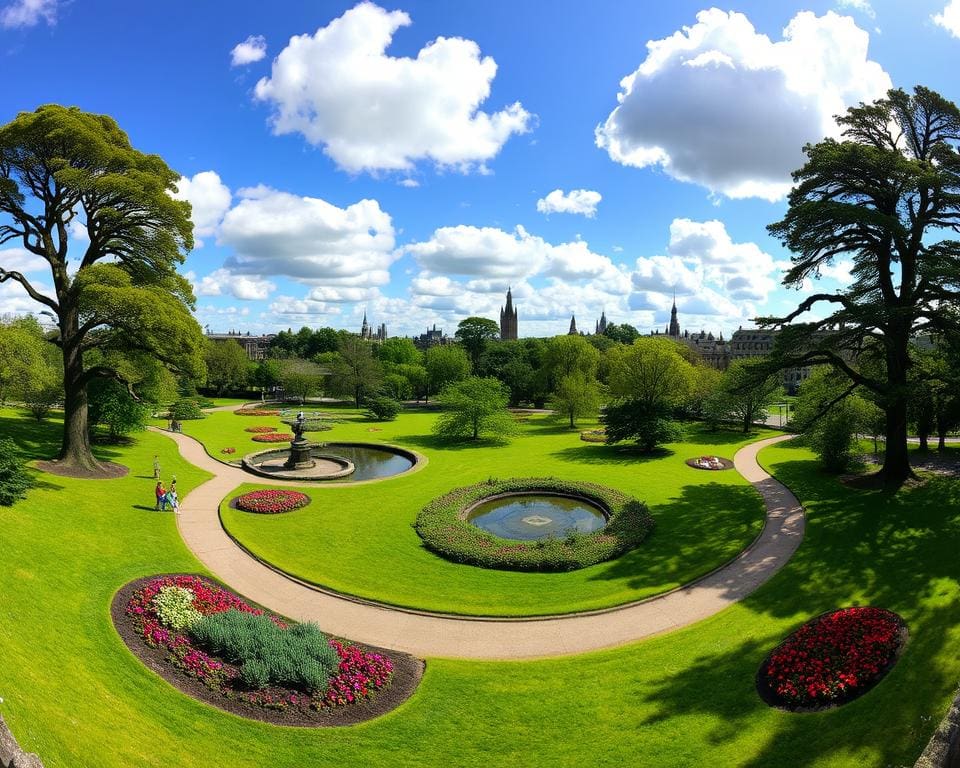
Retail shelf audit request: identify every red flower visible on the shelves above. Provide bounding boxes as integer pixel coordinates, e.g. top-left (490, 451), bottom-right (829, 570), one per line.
top-left (235, 489), bottom-right (310, 514)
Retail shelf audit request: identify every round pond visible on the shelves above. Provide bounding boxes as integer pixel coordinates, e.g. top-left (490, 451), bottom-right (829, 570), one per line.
top-left (466, 493), bottom-right (608, 541)
top-left (242, 442), bottom-right (417, 482)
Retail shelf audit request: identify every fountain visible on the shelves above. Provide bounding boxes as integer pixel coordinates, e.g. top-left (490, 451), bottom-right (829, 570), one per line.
top-left (284, 411), bottom-right (317, 470)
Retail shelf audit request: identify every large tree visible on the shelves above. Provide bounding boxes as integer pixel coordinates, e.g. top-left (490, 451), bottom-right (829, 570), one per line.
top-left (763, 86), bottom-right (960, 487)
top-left (328, 335), bottom-right (381, 407)
top-left (0, 106), bottom-right (204, 472)
top-left (454, 316), bottom-right (500, 367)
top-left (433, 376), bottom-right (517, 441)
top-left (204, 339), bottom-right (250, 395)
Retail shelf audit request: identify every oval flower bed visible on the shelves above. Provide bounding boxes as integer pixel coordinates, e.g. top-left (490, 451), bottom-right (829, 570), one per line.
top-left (235, 489), bottom-right (311, 514)
top-left (236, 409), bottom-right (281, 416)
top-left (415, 478), bottom-right (654, 572)
top-left (251, 432), bottom-right (294, 443)
top-left (112, 575), bottom-right (422, 726)
top-left (757, 606), bottom-right (908, 711)
top-left (245, 426), bottom-right (278, 433)
top-left (580, 429), bottom-right (607, 443)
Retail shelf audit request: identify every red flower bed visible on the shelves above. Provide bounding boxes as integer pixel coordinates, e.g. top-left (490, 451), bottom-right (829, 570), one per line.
top-left (251, 432), bottom-right (294, 443)
top-left (236, 409), bottom-right (280, 416)
top-left (759, 607), bottom-right (906, 709)
top-left (245, 426), bottom-right (278, 433)
top-left (221, 447), bottom-right (236, 455)
top-left (235, 489), bottom-right (310, 514)
top-left (124, 575), bottom-right (394, 714)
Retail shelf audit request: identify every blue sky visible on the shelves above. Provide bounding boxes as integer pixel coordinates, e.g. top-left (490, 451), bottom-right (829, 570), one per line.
top-left (2, 0), bottom-right (959, 339)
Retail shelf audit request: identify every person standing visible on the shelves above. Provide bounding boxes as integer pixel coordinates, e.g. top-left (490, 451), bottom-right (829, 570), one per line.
top-left (153, 455), bottom-right (161, 480)
top-left (168, 488), bottom-right (180, 515)
top-left (155, 481), bottom-right (166, 511)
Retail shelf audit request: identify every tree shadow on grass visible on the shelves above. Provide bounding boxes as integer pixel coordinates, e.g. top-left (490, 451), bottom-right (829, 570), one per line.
top-left (394, 433), bottom-right (517, 452)
top-left (588, 482), bottom-right (763, 591)
top-left (685, 427), bottom-right (769, 447)
top-left (550, 443), bottom-right (675, 465)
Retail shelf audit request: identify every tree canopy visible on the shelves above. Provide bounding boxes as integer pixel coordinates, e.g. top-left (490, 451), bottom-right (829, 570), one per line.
top-left (0, 105), bottom-right (205, 471)
top-left (433, 376), bottom-right (517, 441)
top-left (455, 316), bottom-right (501, 367)
top-left (762, 86), bottom-right (960, 487)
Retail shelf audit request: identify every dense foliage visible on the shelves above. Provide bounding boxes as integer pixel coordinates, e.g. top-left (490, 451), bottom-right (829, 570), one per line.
top-left (433, 376), bottom-right (517, 441)
top-left (415, 477), bottom-right (655, 572)
top-left (365, 395), bottom-right (401, 421)
top-left (0, 437), bottom-right (33, 506)
top-left (169, 398), bottom-right (206, 421)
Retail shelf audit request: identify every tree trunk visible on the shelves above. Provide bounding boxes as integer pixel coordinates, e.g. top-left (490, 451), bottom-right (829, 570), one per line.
top-left (59, 320), bottom-right (101, 472)
top-left (569, 411), bottom-right (574, 428)
top-left (877, 330), bottom-right (914, 489)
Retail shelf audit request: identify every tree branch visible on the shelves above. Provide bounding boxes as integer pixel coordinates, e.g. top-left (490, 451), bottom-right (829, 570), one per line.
top-left (0, 268), bottom-right (59, 312)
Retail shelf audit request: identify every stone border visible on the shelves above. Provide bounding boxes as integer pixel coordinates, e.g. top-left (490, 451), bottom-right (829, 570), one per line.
top-left (684, 457), bottom-right (735, 471)
top-left (110, 574), bottom-right (425, 727)
top-left (916, 686), bottom-right (960, 767)
top-left (0, 715), bottom-right (43, 768)
top-left (241, 449), bottom-right (355, 481)
top-left (460, 490), bottom-right (609, 523)
top-left (755, 607), bottom-right (909, 713)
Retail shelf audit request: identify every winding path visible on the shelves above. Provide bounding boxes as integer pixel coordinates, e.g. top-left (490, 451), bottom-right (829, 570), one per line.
top-left (151, 426), bottom-right (803, 660)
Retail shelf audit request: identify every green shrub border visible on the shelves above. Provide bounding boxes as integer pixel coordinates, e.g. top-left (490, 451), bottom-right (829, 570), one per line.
top-left (414, 477), bottom-right (655, 572)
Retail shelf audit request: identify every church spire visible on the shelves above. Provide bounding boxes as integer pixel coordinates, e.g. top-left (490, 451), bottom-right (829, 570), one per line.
top-left (668, 292), bottom-right (680, 337)
top-left (568, 314), bottom-right (578, 335)
top-left (499, 286), bottom-right (518, 340)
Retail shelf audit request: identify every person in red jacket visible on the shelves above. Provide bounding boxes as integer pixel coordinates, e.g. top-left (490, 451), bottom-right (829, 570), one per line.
top-left (155, 481), bottom-right (167, 511)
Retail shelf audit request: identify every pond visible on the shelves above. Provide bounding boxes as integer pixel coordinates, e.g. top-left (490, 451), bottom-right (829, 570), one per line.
top-left (466, 493), bottom-right (608, 541)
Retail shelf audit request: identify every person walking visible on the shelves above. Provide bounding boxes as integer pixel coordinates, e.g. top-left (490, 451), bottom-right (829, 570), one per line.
top-left (168, 488), bottom-right (180, 515)
top-left (154, 481), bottom-right (166, 511)
top-left (153, 455), bottom-right (161, 480)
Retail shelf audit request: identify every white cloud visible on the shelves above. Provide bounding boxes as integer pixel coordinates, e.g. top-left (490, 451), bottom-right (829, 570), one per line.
top-left (173, 171), bottom-right (232, 243)
top-left (188, 268), bottom-right (275, 301)
top-left (536, 189), bottom-right (602, 218)
top-left (596, 9), bottom-right (891, 200)
top-left (253, 1), bottom-right (533, 173)
top-left (933, 1), bottom-right (960, 36)
top-left (837, 0), bottom-right (875, 18)
top-left (0, 247), bottom-right (47, 274)
top-left (399, 179), bottom-right (420, 188)
top-left (218, 185), bottom-right (396, 288)
top-left (0, 0), bottom-right (56, 28)
top-left (231, 34), bottom-right (267, 66)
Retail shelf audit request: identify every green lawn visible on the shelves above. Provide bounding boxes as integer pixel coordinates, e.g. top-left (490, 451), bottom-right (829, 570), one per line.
top-left (218, 409), bottom-right (768, 615)
top-left (1, 412), bottom-right (957, 767)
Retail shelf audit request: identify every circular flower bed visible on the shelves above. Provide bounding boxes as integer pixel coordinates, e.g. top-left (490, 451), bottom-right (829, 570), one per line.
top-left (685, 455), bottom-right (733, 471)
top-left (221, 447), bottom-right (236, 455)
top-left (245, 426), bottom-right (278, 433)
top-left (113, 575), bottom-right (423, 726)
top-left (415, 478), bottom-right (654, 572)
top-left (236, 409), bottom-right (280, 416)
top-left (580, 429), bottom-right (607, 443)
top-left (235, 489), bottom-right (310, 514)
top-left (251, 432), bottom-right (295, 443)
top-left (757, 607), bottom-right (907, 711)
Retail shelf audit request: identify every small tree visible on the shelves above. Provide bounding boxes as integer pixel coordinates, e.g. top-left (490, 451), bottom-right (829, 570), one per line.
top-left (549, 374), bottom-right (603, 428)
top-left (794, 368), bottom-right (871, 472)
top-left (279, 359), bottom-right (325, 405)
top-left (328, 336), bottom-right (381, 407)
top-left (543, 334), bottom-right (601, 389)
top-left (365, 395), bottom-right (401, 421)
top-left (433, 376), bottom-right (517, 441)
top-left (713, 359), bottom-right (782, 433)
top-left (204, 339), bottom-right (250, 395)
top-left (87, 378), bottom-right (151, 441)
top-left (601, 399), bottom-right (683, 452)
top-left (0, 437), bottom-right (33, 506)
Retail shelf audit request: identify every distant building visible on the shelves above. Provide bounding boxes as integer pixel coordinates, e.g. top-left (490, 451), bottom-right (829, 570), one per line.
top-left (568, 315), bottom-right (579, 335)
top-left (413, 324), bottom-right (451, 350)
top-left (205, 329), bottom-right (275, 361)
top-left (499, 287), bottom-right (518, 340)
top-left (595, 311), bottom-right (609, 335)
top-left (359, 312), bottom-right (387, 342)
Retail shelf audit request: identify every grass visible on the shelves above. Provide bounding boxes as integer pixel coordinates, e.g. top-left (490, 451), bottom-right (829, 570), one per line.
top-left (216, 409), bottom-right (768, 616)
top-left (1, 412), bottom-right (957, 767)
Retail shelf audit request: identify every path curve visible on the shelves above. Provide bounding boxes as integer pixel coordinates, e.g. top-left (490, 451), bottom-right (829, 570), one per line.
top-left (152, 427), bottom-right (803, 660)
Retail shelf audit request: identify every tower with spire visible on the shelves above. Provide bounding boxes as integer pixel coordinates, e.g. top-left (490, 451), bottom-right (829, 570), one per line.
top-left (360, 311), bottom-right (370, 340)
top-left (595, 310), bottom-right (608, 335)
top-left (668, 293), bottom-right (680, 338)
top-left (568, 315), bottom-right (578, 335)
top-left (499, 287), bottom-right (518, 340)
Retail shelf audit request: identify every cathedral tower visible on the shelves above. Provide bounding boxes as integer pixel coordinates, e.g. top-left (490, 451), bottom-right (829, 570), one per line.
top-left (499, 287), bottom-right (518, 340)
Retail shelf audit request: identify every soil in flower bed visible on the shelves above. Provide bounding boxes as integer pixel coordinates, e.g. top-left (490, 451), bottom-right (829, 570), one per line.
top-left (756, 606), bottom-right (908, 712)
top-left (111, 575), bottom-right (424, 727)
top-left (251, 433), bottom-right (295, 443)
top-left (245, 426), bottom-right (278, 433)
top-left (235, 489), bottom-right (311, 514)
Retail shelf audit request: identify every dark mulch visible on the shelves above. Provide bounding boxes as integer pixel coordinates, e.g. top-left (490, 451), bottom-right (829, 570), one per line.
top-left (755, 609), bottom-right (909, 713)
top-left (35, 459), bottom-right (129, 479)
top-left (684, 457), bottom-right (734, 471)
top-left (111, 575), bottom-right (425, 727)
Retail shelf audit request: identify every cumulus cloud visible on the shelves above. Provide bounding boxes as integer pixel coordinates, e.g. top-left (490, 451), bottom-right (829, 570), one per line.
top-left (0, 247), bottom-right (47, 274)
top-left (172, 171), bottom-right (232, 244)
top-left (253, 1), bottom-right (533, 173)
top-left (189, 268), bottom-right (275, 301)
top-left (218, 185), bottom-right (396, 288)
top-left (0, 0), bottom-right (56, 28)
top-left (933, 1), bottom-right (960, 36)
top-left (536, 189), bottom-right (602, 218)
top-left (231, 34), bottom-right (267, 66)
top-left (837, 0), bottom-right (875, 18)
top-left (405, 224), bottom-right (618, 281)
top-left (596, 9), bottom-right (891, 200)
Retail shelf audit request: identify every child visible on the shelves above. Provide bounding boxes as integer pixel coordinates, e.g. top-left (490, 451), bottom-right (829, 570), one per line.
top-left (168, 488), bottom-right (180, 515)
top-left (155, 481), bottom-right (166, 511)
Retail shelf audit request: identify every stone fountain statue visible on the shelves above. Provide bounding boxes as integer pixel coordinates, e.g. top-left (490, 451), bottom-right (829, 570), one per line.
top-left (284, 411), bottom-right (317, 470)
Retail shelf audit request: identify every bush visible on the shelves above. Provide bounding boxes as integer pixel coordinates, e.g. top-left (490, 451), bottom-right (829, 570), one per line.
top-left (191, 609), bottom-right (339, 693)
top-left (601, 399), bottom-right (682, 452)
top-left (0, 438), bottom-right (33, 506)
top-left (169, 398), bottom-right (206, 421)
top-left (365, 396), bottom-right (401, 421)
top-left (152, 586), bottom-right (202, 630)
top-left (415, 477), bottom-right (655, 572)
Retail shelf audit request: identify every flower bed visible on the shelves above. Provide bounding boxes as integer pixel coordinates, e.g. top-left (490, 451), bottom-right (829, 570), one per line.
top-left (236, 409), bottom-right (281, 416)
top-left (580, 429), bottom-right (607, 443)
top-left (251, 433), bottom-right (294, 443)
top-left (245, 426), bottom-right (278, 433)
top-left (113, 575), bottom-right (422, 726)
top-left (685, 455), bottom-right (733, 471)
top-left (235, 489), bottom-right (310, 514)
top-left (415, 478), bottom-right (654, 572)
top-left (757, 607), bottom-right (907, 711)
top-left (221, 447), bottom-right (236, 455)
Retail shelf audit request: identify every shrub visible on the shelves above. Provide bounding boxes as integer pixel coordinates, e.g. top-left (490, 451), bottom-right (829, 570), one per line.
top-left (235, 489), bottom-right (310, 514)
top-left (169, 398), bottom-right (206, 421)
top-left (0, 437), bottom-right (33, 506)
top-left (191, 609), bottom-right (339, 693)
top-left (601, 399), bottom-right (682, 452)
top-left (152, 586), bottom-right (202, 630)
top-left (415, 478), bottom-right (655, 572)
top-left (365, 396), bottom-right (401, 421)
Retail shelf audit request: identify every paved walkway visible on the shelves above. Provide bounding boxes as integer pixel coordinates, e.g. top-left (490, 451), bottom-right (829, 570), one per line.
top-left (150, 427), bottom-right (804, 660)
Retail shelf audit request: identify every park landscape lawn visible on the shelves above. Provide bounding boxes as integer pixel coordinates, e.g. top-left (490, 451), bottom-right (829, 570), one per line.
top-left (0, 410), bottom-right (957, 767)
top-left (218, 409), bottom-right (768, 616)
